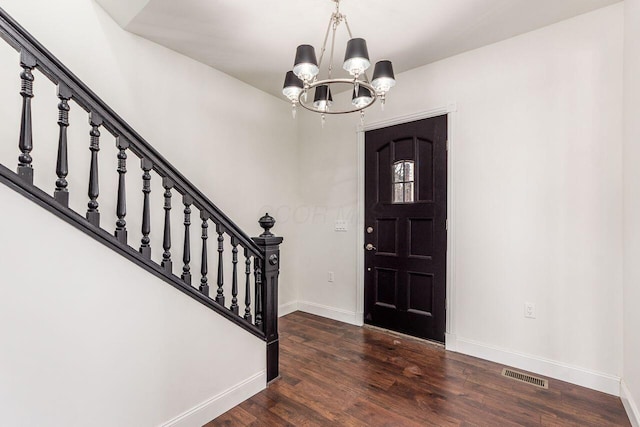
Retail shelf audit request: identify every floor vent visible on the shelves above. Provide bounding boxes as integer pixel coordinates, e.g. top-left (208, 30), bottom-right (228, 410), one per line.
top-left (501, 368), bottom-right (549, 389)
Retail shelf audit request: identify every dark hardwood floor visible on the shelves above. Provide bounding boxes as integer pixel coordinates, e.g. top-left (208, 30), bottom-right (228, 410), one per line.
top-left (207, 311), bottom-right (630, 426)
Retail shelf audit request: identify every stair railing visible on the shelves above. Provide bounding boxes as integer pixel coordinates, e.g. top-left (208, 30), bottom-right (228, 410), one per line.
top-left (0, 6), bottom-right (282, 382)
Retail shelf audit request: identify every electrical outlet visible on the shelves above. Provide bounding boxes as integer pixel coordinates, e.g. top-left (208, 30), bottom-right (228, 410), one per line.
top-left (524, 302), bottom-right (536, 319)
top-left (328, 271), bottom-right (335, 282)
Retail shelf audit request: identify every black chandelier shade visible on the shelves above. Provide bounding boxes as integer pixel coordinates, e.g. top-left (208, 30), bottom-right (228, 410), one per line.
top-left (294, 44), bottom-right (318, 68)
top-left (283, 0), bottom-right (395, 117)
top-left (372, 60), bottom-right (395, 81)
top-left (352, 86), bottom-right (372, 101)
top-left (344, 38), bottom-right (370, 63)
top-left (351, 85), bottom-right (373, 108)
top-left (283, 71), bottom-right (304, 90)
top-left (314, 84), bottom-right (333, 103)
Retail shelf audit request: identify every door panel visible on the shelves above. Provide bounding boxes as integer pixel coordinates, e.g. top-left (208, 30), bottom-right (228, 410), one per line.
top-left (409, 218), bottom-right (434, 259)
top-left (376, 218), bottom-right (398, 255)
top-left (416, 138), bottom-right (435, 202)
top-left (375, 268), bottom-right (398, 308)
top-left (364, 115), bottom-right (447, 342)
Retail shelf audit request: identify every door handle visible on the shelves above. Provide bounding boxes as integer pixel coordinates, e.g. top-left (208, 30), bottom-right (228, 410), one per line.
top-left (365, 243), bottom-right (377, 251)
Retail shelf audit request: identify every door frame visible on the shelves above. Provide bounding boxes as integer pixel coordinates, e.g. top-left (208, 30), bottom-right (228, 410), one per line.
top-left (356, 104), bottom-right (458, 350)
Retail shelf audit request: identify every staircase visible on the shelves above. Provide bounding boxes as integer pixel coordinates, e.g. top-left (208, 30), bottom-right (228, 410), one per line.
top-left (0, 4), bottom-right (281, 385)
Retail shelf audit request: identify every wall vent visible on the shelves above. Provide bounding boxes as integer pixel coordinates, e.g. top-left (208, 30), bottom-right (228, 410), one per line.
top-left (501, 368), bottom-right (549, 389)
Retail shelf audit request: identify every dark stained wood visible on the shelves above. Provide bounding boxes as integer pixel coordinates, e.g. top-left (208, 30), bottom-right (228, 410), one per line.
top-left (253, 220), bottom-right (283, 383)
top-left (139, 158), bottom-right (153, 258)
top-left (181, 195), bottom-right (193, 285)
top-left (0, 164), bottom-right (265, 340)
top-left (230, 237), bottom-right (239, 315)
top-left (364, 115), bottom-right (448, 343)
top-left (0, 7), bottom-right (273, 342)
top-left (17, 50), bottom-right (36, 185)
top-left (243, 249), bottom-right (252, 323)
top-left (161, 177), bottom-right (173, 273)
top-left (2, 3), bottom-right (289, 390)
top-left (200, 212), bottom-right (210, 296)
top-left (0, 6), bottom-right (262, 259)
top-left (254, 258), bottom-right (263, 329)
top-left (216, 224), bottom-right (226, 306)
top-left (54, 83), bottom-right (71, 207)
top-left (114, 138), bottom-right (128, 245)
top-left (207, 312), bottom-right (631, 427)
top-left (86, 112), bottom-right (102, 227)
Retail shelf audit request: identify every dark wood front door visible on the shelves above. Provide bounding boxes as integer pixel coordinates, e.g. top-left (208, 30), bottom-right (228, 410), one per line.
top-left (364, 115), bottom-right (447, 342)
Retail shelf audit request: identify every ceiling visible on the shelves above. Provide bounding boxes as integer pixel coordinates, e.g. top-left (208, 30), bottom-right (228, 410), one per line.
top-left (96, 0), bottom-right (620, 98)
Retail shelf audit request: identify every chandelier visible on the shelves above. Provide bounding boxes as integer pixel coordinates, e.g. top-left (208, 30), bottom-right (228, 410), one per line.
top-left (281, 0), bottom-right (396, 123)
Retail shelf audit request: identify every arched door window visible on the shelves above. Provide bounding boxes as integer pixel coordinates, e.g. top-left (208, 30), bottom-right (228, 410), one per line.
top-left (393, 160), bottom-right (415, 203)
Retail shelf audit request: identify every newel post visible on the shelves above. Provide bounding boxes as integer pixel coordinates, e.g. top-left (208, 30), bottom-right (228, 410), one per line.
top-left (252, 213), bottom-right (283, 383)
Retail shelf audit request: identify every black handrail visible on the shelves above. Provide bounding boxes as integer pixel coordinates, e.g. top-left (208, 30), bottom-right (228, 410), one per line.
top-left (0, 6), bottom-right (261, 258)
top-left (0, 164), bottom-right (267, 339)
top-left (0, 6), bottom-right (284, 379)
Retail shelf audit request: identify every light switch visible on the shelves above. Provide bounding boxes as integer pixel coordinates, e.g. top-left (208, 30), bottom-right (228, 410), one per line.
top-left (334, 220), bottom-right (348, 232)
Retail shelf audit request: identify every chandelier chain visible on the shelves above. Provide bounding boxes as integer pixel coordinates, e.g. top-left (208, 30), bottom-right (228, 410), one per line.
top-left (343, 15), bottom-right (354, 39)
top-left (328, 19), bottom-right (338, 79)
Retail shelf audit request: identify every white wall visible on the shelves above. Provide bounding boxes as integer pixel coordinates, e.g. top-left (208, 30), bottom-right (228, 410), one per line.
top-left (94, 0), bottom-right (149, 27)
top-left (0, 0), bottom-right (300, 424)
top-left (0, 0), bottom-right (632, 422)
top-left (295, 4), bottom-right (624, 394)
top-left (0, 184), bottom-right (265, 426)
top-left (0, 0), bottom-right (300, 307)
top-left (623, 0), bottom-right (640, 424)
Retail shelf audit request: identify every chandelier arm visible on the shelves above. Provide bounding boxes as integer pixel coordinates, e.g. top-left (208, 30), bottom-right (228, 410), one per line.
top-left (297, 79), bottom-right (377, 114)
top-left (316, 14), bottom-right (335, 71)
top-left (361, 70), bottom-right (371, 84)
top-left (285, 0), bottom-right (392, 117)
top-left (343, 15), bottom-right (355, 39)
top-left (327, 19), bottom-right (338, 79)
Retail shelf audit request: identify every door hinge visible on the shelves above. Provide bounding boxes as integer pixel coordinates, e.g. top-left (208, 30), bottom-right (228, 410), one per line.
top-left (445, 219), bottom-right (448, 230)
top-left (446, 140), bottom-right (449, 151)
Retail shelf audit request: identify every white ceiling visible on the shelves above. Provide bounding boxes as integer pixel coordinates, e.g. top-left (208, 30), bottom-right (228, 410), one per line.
top-left (96, 0), bottom-right (620, 98)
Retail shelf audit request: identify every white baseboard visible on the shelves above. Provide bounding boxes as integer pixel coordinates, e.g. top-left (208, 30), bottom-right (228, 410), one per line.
top-left (297, 300), bottom-right (360, 326)
top-left (451, 335), bottom-right (620, 396)
top-left (279, 301), bottom-right (299, 317)
top-left (354, 311), bottom-right (364, 326)
top-left (622, 380), bottom-right (640, 427)
top-left (445, 333), bottom-right (458, 352)
top-left (160, 370), bottom-right (266, 427)
top-left (283, 303), bottom-right (623, 398)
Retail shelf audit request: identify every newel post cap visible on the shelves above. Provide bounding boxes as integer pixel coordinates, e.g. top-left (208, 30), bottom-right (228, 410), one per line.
top-left (259, 213), bottom-right (276, 237)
